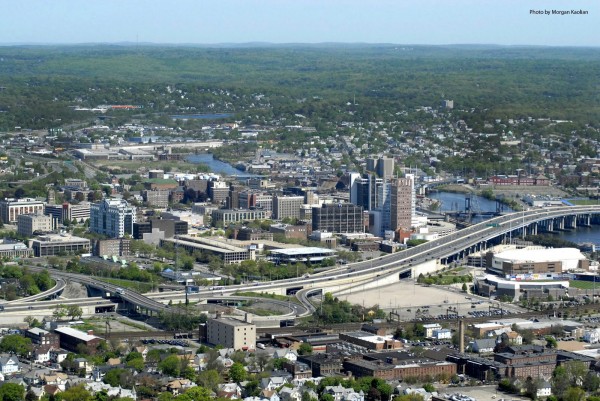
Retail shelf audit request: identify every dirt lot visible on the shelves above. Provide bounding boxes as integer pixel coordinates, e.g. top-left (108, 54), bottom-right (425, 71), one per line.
top-left (342, 279), bottom-right (522, 320)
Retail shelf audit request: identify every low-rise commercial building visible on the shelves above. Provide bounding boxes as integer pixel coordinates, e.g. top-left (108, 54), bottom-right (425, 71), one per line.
top-left (269, 247), bottom-right (336, 264)
top-left (30, 234), bottom-right (90, 257)
top-left (0, 241), bottom-right (33, 258)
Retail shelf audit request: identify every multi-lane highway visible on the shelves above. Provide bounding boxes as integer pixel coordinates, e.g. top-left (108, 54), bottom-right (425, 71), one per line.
top-left (10, 206), bottom-right (600, 321)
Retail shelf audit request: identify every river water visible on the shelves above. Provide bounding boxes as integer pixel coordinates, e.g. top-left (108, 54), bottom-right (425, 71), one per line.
top-left (186, 153), bottom-right (257, 177)
top-left (430, 191), bottom-right (600, 247)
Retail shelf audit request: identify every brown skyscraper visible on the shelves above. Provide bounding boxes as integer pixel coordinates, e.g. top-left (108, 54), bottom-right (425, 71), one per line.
top-left (391, 174), bottom-right (415, 231)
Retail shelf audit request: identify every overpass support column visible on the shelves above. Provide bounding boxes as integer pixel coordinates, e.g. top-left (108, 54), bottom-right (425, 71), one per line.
top-left (572, 215), bottom-right (577, 229)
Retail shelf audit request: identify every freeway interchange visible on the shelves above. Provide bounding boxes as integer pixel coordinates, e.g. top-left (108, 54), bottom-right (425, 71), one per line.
top-left (7, 206), bottom-right (600, 324)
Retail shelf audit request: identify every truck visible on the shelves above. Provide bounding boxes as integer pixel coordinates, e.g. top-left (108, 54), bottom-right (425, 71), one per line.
top-left (115, 288), bottom-right (125, 295)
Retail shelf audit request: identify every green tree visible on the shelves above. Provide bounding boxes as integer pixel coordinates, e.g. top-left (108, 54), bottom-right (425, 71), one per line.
top-left (0, 383), bottom-right (25, 401)
top-left (298, 342), bottom-right (313, 356)
top-left (183, 387), bottom-right (212, 401)
top-left (57, 385), bottom-right (93, 401)
top-left (393, 394), bottom-right (424, 401)
top-left (0, 334), bottom-right (32, 357)
top-left (66, 305), bottom-right (83, 320)
top-left (422, 383), bottom-right (435, 393)
top-left (563, 387), bottom-right (585, 401)
top-left (229, 362), bottom-right (247, 383)
top-left (583, 371), bottom-right (600, 392)
top-left (461, 283), bottom-right (468, 292)
top-left (196, 369), bottom-right (221, 392)
top-left (545, 336), bottom-right (557, 348)
top-left (158, 354), bottom-right (181, 377)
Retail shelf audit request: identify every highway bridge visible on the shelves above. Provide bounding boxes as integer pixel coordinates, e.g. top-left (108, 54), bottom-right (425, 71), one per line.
top-left (8, 205), bottom-right (600, 326)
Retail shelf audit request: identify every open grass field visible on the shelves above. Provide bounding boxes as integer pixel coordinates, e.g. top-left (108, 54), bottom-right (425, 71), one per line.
top-left (569, 280), bottom-right (599, 290)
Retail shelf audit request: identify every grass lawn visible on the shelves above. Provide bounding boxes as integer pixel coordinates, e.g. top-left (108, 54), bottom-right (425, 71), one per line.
top-left (569, 280), bottom-right (600, 290)
top-left (97, 277), bottom-right (154, 293)
top-left (568, 199), bottom-right (600, 206)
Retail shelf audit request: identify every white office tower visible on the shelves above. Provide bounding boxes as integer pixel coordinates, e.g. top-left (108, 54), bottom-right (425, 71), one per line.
top-left (90, 198), bottom-right (136, 238)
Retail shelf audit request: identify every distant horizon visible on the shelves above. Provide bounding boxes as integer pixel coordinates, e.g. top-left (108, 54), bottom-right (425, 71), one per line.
top-left (1, 41), bottom-right (599, 49)
top-left (2, 1), bottom-right (598, 47)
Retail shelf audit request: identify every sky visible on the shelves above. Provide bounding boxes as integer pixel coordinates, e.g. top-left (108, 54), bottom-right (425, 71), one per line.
top-left (1, 0), bottom-right (599, 47)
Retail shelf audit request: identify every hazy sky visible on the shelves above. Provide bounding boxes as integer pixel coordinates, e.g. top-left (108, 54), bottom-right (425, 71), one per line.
top-left (2, 0), bottom-right (598, 46)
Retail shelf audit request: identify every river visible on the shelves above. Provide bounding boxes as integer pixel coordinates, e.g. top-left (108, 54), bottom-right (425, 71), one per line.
top-left (430, 191), bottom-right (600, 247)
top-left (186, 153), bottom-right (258, 177)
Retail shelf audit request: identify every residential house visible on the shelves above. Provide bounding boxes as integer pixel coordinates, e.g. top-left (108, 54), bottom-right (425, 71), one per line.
top-left (278, 387), bottom-right (302, 401)
top-left (537, 381), bottom-right (552, 397)
top-left (273, 349), bottom-right (298, 362)
top-left (29, 386), bottom-right (45, 400)
top-left (32, 346), bottom-right (52, 364)
top-left (260, 376), bottom-right (288, 391)
top-left (0, 355), bottom-right (20, 375)
top-left (166, 379), bottom-right (196, 395)
top-left (217, 383), bottom-right (243, 399)
top-left (507, 332), bottom-right (523, 345)
top-left (85, 382), bottom-right (137, 400)
top-left (41, 373), bottom-right (69, 391)
top-left (324, 385), bottom-right (365, 401)
top-left (43, 385), bottom-right (61, 399)
top-left (50, 349), bottom-right (69, 364)
top-left (134, 346), bottom-right (149, 361)
top-left (584, 329), bottom-right (600, 344)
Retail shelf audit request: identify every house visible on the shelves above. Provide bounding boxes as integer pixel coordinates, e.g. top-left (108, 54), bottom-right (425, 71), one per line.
top-left (0, 355), bottom-right (21, 375)
top-left (43, 385), bottom-right (61, 398)
top-left (29, 386), bottom-right (45, 400)
top-left (507, 331), bottom-right (523, 345)
top-left (41, 373), bottom-right (69, 391)
top-left (85, 382), bottom-right (137, 399)
top-left (73, 358), bottom-right (93, 374)
top-left (471, 339), bottom-right (497, 354)
top-left (273, 349), bottom-right (298, 362)
top-left (278, 387), bottom-right (302, 401)
top-left (325, 385), bottom-right (365, 401)
top-left (260, 376), bottom-right (288, 391)
top-left (32, 346), bottom-right (52, 364)
top-left (217, 383), bottom-right (242, 399)
top-left (537, 381), bottom-right (552, 397)
top-left (50, 349), bottom-right (69, 364)
top-left (166, 379), bottom-right (196, 395)
top-left (583, 329), bottom-right (600, 344)
top-left (134, 346), bottom-right (148, 361)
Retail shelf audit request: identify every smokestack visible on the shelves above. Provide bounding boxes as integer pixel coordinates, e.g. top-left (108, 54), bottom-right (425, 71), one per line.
top-left (459, 320), bottom-right (465, 353)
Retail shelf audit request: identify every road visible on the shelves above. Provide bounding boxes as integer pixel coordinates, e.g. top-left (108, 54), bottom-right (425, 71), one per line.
top-left (16, 205), bottom-right (600, 320)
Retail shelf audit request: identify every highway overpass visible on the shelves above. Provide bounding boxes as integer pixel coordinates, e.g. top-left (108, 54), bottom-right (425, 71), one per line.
top-left (10, 205), bottom-right (600, 325)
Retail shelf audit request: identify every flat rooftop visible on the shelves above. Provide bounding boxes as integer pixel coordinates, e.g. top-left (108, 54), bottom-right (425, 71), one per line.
top-left (270, 247), bottom-right (336, 256)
